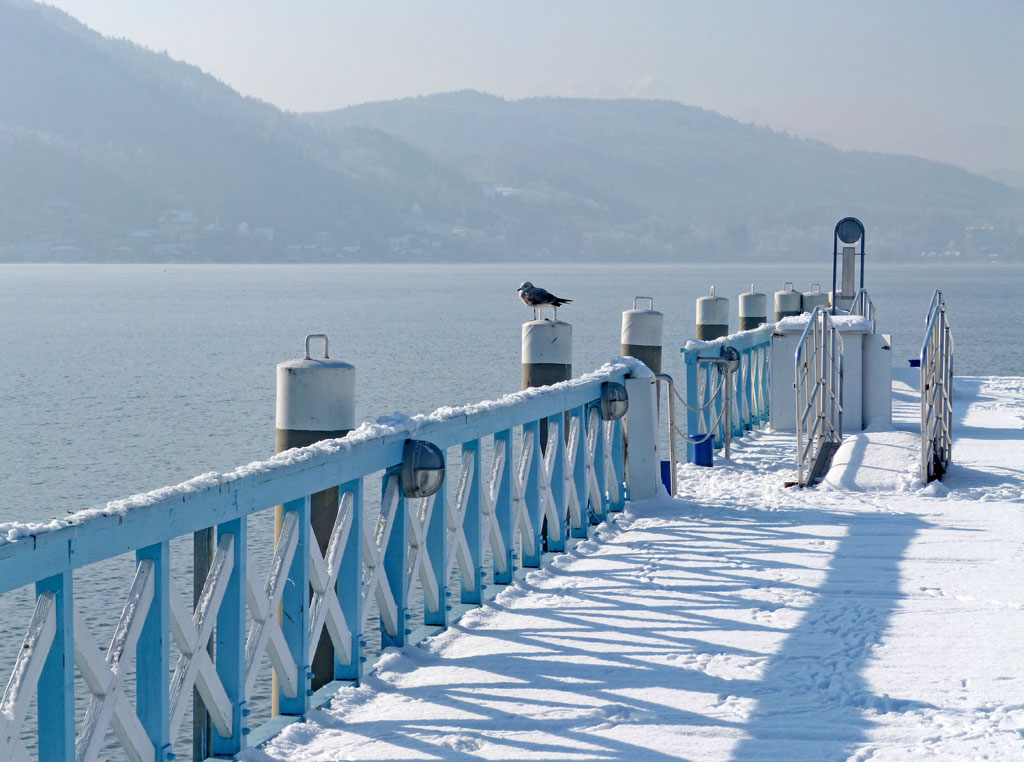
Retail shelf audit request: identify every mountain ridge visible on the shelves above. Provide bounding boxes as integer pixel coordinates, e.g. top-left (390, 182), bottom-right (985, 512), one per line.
top-left (1, 1), bottom-right (1020, 262)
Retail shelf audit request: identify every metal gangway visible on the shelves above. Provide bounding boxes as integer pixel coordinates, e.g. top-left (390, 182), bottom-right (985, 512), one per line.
top-left (795, 306), bottom-right (845, 487)
top-left (920, 290), bottom-right (953, 482)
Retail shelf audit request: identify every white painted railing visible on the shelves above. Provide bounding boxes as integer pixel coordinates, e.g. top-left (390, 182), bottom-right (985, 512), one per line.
top-left (920, 290), bottom-right (953, 482)
top-left (795, 307), bottom-right (844, 487)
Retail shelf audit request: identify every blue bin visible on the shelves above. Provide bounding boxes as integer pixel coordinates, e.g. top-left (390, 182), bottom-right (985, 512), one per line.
top-left (660, 460), bottom-right (672, 492)
top-left (694, 437), bottom-right (714, 467)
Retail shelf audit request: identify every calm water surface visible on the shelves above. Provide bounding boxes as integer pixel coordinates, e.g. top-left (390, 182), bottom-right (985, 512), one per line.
top-left (0, 261), bottom-right (1021, 755)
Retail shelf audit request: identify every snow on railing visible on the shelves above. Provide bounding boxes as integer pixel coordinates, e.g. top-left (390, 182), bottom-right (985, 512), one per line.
top-left (920, 290), bottom-right (953, 482)
top-left (681, 324), bottom-right (772, 462)
top-left (0, 359), bottom-right (649, 762)
top-left (795, 307), bottom-right (845, 487)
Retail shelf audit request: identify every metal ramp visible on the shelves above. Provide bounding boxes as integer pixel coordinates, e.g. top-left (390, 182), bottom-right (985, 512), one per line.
top-left (806, 438), bottom-right (841, 486)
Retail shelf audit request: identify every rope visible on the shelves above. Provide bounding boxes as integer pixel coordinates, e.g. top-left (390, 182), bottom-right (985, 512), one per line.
top-left (669, 402), bottom-right (728, 445)
top-left (670, 372), bottom-right (728, 413)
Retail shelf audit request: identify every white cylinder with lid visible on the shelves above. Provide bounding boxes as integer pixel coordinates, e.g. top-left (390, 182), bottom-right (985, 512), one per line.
top-left (774, 282), bottom-right (802, 321)
top-left (621, 296), bottom-right (664, 373)
top-left (696, 286), bottom-right (729, 341)
top-left (738, 284), bottom-right (767, 330)
top-left (274, 334), bottom-right (355, 696)
top-left (802, 283), bottom-right (830, 313)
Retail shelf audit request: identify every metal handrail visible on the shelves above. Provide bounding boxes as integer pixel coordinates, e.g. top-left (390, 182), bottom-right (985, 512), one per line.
top-left (654, 374), bottom-right (678, 497)
top-left (848, 289), bottom-right (877, 333)
top-left (920, 290), bottom-right (953, 482)
top-left (795, 307), bottom-right (844, 486)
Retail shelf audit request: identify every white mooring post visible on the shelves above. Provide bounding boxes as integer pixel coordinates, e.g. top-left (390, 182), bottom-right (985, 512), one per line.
top-left (274, 334), bottom-right (355, 702)
top-left (696, 286), bottom-right (729, 341)
top-left (522, 319), bottom-right (571, 553)
top-left (739, 284), bottom-right (767, 331)
top-left (802, 282), bottom-right (830, 312)
top-left (621, 296), bottom-right (664, 373)
top-left (522, 319), bottom-right (572, 389)
top-left (774, 281), bottom-right (802, 321)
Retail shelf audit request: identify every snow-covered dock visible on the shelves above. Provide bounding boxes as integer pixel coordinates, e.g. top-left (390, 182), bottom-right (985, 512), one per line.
top-left (245, 370), bottom-right (1023, 761)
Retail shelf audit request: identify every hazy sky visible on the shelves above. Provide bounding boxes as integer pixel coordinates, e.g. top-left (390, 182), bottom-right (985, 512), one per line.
top-left (43, 0), bottom-right (1024, 175)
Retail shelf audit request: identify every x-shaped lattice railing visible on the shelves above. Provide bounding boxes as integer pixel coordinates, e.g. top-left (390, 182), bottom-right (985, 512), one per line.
top-left (538, 420), bottom-right (563, 534)
top-left (512, 432), bottom-right (536, 559)
top-left (168, 533), bottom-right (234, 740)
top-left (407, 491), bottom-right (441, 616)
top-left (446, 451), bottom-right (477, 594)
top-left (564, 413), bottom-right (584, 531)
top-left (308, 490), bottom-right (355, 668)
top-left (481, 437), bottom-right (509, 577)
top-left (362, 475), bottom-right (401, 639)
top-left (584, 406), bottom-right (605, 519)
top-left (244, 512), bottom-right (299, 702)
top-left (75, 560), bottom-right (155, 762)
top-left (0, 593), bottom-right (56, 762)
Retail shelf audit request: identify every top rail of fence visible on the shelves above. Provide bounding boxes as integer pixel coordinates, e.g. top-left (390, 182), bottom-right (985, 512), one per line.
top-left (0, 361), bottom-right (635, 594)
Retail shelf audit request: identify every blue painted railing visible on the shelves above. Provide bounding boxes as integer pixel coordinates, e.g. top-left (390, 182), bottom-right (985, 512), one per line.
top-left (682, 324), bottom-right (773, 462)
top-left (0, 362), bottom-right (644, 762)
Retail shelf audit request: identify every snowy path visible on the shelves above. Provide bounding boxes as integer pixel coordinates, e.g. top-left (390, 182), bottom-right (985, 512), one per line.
top-left (244, 373), bottom-right (1023, 762)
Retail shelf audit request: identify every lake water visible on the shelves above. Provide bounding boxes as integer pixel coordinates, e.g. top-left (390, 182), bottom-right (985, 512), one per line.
top-left (1, 261), bottom-right (1021, 755)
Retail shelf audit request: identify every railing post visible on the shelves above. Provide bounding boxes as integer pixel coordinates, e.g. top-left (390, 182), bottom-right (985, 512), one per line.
top-left (609, 417), bottom-right (625, 512)
top-left (522, 420), bottom-right (543, 565)
top-left (423, 455), bottom-right (449, 624)
top-left (624, 376), bottom-right (659, 500)
top-left (213, 516), bottom-right (247, 756)
top-left (460, 440), bottom-right (484, 604)
top-left (136, 541), bottom-right (171, 762)
top-left (491, 430), bottom-right (515, 583)
top-left (35, 571), bottom-right (74, 762)
top-left (568, 408), bottom-right (588, 538)
top-left (590, 404), bottom-right (608, 522)
top-left (336, 479), bottom-right (363, 680)
top-left (381, 469), bottom-right (408, 648)
top-left (685, 352), bottom-right (699, 463)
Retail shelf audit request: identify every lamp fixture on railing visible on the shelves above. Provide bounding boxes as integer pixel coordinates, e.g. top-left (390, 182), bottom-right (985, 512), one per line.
top-left (600, 381), bottom-right (629, 421)
top-left (401, 439), bottom-right (446, 498)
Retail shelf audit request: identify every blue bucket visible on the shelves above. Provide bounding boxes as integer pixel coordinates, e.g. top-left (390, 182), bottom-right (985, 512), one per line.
top-left (694, 437), bottom-right (713, 467)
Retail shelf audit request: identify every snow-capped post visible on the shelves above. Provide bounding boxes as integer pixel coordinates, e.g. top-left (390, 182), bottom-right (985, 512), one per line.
top-left (696, 286), bottom-right (729, 341)
top-left (621, 296), bottom-right (664, 373)
top-left (274, 334), bottom-right (355, 701)
top-left (774, 282), bottom-right (802, 321)
top-left (624, 372), bottom-right (660, 499)
top-left (739, 284), bottom-right (767, 331)
top-left (521, 318), bottom-right (572, 390)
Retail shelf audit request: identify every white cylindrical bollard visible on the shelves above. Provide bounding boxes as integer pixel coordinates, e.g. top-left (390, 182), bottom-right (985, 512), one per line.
top-left (802, 283), bottom-right (829, 313)
top-left (696, 286), bottom-right (729, 341)
top-left (274, 334), bottom-right (355, 697)
top-left (739, 284), bottom-right (767, 331)
top-left (522, 319), bottom-right (572, 389)
top-left (774, 281), bottom-right (802, 321)
top-left (621, 296), bottom-right (664, 373)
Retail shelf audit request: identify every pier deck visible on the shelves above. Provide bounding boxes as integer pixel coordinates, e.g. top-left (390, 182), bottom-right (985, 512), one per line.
top-left (245, 372), bottom-right (1023, 761)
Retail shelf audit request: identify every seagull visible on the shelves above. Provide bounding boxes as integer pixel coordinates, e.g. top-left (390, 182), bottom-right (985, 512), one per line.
top-left (518, 281), bottom-right (572, 320)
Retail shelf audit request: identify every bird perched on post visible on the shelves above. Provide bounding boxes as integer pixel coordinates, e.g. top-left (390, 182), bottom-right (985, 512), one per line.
top-left (518, 281), bottom-right (572, 321)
